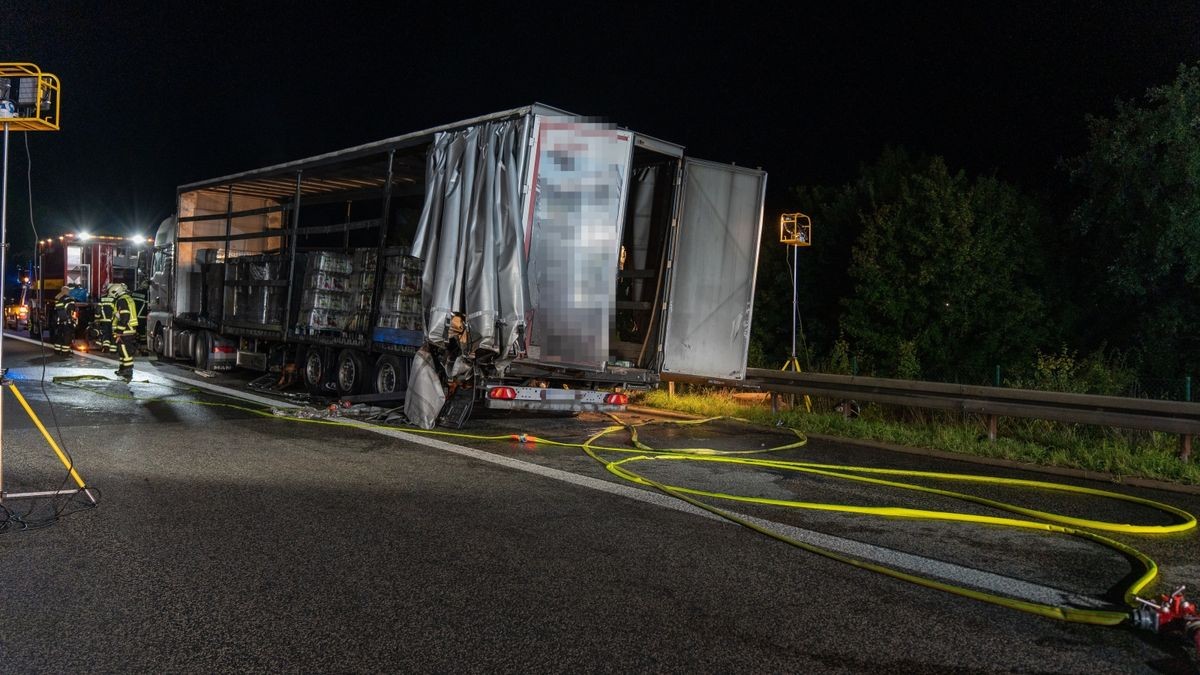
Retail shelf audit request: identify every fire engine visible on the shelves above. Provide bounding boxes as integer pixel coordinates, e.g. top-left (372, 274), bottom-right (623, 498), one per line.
top-left (29, 232), bottom-right (152, 343)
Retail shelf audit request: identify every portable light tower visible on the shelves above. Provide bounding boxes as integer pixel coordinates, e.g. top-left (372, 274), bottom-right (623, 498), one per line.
top-left (778, 213), bottom-right (812, 412)
top-left (779, 213), bottom-right (811, 369)
top-left (0, 63), bottom-right (89, 504)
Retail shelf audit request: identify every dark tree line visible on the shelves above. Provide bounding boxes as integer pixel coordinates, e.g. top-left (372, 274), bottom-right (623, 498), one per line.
top-left (752, 64), bottom-right (1200, 394)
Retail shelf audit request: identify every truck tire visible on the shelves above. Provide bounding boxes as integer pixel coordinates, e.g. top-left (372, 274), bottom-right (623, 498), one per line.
top-left (152, 325), bottom-right (166, 358)
top-left (303, 347), bottom-right (328, 396)
top-left (372, 354), bottom-right (406, 395)
top-left (335, 349), bottom-right (367, 396)
top-left (193, 331), bottom-right (212, 371)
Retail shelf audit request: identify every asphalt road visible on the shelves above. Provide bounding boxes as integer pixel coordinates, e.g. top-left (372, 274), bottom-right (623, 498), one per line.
top-left (1, 337), bottom-right (1198, 673)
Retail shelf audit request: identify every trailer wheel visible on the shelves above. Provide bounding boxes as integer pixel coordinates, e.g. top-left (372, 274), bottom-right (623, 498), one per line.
top-left (303, 348), bottom-right (328, 396)
top-left (372, 354), bottom-right (406, 395)
top-left (335, 349), bottom-right (367, 395)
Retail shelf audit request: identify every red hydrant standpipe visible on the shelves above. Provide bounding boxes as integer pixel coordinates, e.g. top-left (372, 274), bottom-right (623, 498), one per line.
top-left (1133, 587), bottom-right (1200, 658)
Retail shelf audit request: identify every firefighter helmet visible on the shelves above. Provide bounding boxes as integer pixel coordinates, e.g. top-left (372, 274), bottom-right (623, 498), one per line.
top-left (107, 283), bottom-right (128, 297)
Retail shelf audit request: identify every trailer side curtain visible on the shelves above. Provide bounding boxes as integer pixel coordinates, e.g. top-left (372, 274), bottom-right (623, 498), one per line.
top-left (411, 118), bottom-right (528, 359)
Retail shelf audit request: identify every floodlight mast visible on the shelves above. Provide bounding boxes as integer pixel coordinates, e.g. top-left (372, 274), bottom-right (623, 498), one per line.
top-left (0, 63), bottom-right (62, 501)
top-left (779, 213), bottom-right (812, 368)
top-left (1, 113), bottom-right (8, 496)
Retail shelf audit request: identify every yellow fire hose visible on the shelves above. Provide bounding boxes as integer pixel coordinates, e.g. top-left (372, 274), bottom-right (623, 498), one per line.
top-left (52, 376), bottom-right (1198, 626)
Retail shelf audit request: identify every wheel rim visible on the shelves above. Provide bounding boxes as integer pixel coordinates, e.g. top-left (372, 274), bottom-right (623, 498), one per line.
top-left (338, 357), bottom-right (357, 392)
top-left (305, 352), bottom-right (323, 386)
top-left (376, 362), bottom-right (396, 393)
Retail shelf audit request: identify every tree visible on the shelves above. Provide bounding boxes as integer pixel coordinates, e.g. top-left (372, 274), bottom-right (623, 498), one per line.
top-left (837, 149), bottom-right (1050, 381)
top-left (1067, 63), bottom-right (1200, 380)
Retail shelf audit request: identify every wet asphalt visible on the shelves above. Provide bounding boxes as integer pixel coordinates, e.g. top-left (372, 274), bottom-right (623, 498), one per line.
top-left (0, 337), bottom-right (1198, 673)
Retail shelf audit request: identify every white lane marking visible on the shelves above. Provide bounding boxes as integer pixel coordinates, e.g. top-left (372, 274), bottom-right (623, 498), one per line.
top-left (3, 332), bottom-right (1110, 609)
top-left (301, 416), bottom-right (1110, 609)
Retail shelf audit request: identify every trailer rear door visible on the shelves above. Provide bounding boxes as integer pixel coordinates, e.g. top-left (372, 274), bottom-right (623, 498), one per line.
top-left (660, 159), bottom-right (766, 380)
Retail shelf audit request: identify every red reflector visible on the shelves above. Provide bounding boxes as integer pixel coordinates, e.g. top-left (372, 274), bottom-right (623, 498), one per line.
top-left (488, 386), bottom-right (518, 400)
top-left (605, 393), bottom-right (629, 405)
top-left (212, 345), bottom-right (236, 353)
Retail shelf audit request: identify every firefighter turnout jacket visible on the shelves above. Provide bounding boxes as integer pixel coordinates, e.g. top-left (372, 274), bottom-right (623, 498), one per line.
top-left (112, 293), bottom-right (138, 334)
top-left (97, 294), bottom-right (115, 325)
top-left (53, 295), bottom-right (75, 325)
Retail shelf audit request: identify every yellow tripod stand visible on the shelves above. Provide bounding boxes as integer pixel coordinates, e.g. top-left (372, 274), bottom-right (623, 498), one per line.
top-left (0, 381), bottom-right (94, 502)
top-left (778, 355), bottom-right (813, 413)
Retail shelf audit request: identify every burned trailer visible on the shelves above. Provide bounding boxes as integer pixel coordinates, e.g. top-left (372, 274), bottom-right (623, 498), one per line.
top-left (147, 104), bottom-right (766, 427)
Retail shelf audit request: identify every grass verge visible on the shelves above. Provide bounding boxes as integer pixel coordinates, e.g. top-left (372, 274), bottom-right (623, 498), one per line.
top-left (636, 389), bottom-right (1200, 485)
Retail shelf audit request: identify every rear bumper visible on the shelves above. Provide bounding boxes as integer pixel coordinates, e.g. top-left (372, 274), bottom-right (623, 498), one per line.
top-left (485, 399), bottom-right (626, 413)
top-left (483, 385), bottom-right (626, 413)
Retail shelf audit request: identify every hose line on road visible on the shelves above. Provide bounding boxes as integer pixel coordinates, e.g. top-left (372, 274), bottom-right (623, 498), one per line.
top-left (576, 415), bottom-right (1191, 626)
top-left (54, 376), bottom-right (1197, 626)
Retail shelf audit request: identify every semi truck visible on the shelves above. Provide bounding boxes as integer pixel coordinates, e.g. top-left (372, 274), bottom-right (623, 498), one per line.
top-left (147, 104), bottom-right (766, 427)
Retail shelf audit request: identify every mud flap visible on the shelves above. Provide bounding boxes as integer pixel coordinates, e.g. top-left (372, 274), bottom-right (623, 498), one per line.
top-left (403, 350), bottom-right (446, 430)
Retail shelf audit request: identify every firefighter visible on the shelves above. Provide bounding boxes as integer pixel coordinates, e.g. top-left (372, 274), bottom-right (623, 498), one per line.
top-left (51, 287), bottom-right (76, 355)
top-left (109, 283), bottom-right (138, 379)
top-left (97, 284), bottom-right (117, 353)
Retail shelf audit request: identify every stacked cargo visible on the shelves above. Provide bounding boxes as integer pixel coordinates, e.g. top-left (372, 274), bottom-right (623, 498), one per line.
top-left (376, 251), bottom-right (424, 333)
top-left (347, 249), bottom-right (377, 333)
top-left (228, 254), bottom-right (286, 326)
top-left (296, 252), bottom-right (354, 334)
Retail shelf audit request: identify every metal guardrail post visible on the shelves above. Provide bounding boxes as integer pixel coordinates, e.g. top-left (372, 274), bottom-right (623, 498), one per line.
top-left (1184, 376), bottom-right (1193, 462)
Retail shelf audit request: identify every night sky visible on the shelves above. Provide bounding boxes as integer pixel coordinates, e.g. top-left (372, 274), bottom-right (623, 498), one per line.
top-left (4, 1), bottom-right (1199, 257)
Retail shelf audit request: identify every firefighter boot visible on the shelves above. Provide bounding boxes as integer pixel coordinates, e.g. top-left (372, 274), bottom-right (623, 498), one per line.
top-left (115, 366), bottom-right (133, 382)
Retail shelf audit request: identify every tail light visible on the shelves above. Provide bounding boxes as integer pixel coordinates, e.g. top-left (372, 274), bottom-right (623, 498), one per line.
top-left (605, 393), bottom-right (629, 405)
top-left (488, 386), bottom-right (518, 400)
top-left (213, 344), bottom-right (236, 354)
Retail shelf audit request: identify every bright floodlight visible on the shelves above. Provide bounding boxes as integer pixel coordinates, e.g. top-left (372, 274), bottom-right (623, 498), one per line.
top-left (78, 231), bottom-right (93, 241)
top-left (131, 234), bottom-right (146, 245)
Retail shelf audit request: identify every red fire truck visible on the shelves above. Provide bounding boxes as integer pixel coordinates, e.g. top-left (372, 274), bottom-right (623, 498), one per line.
top-left (29, 232), bottom-right (152, 341)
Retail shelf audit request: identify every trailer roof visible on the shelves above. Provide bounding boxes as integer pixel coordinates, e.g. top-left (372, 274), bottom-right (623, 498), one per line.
top-left (179, 103), bottom-right (573, 198)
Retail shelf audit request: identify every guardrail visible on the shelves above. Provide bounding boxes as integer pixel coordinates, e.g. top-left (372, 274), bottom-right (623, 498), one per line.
top-left (661, 368), bottom-right (1200, 459)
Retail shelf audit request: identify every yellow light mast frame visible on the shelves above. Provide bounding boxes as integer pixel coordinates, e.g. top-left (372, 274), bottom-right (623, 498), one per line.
top-left (0, 63), bottom-right (62, 131)
top-left (780, 212), bottom-right (812, 247)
